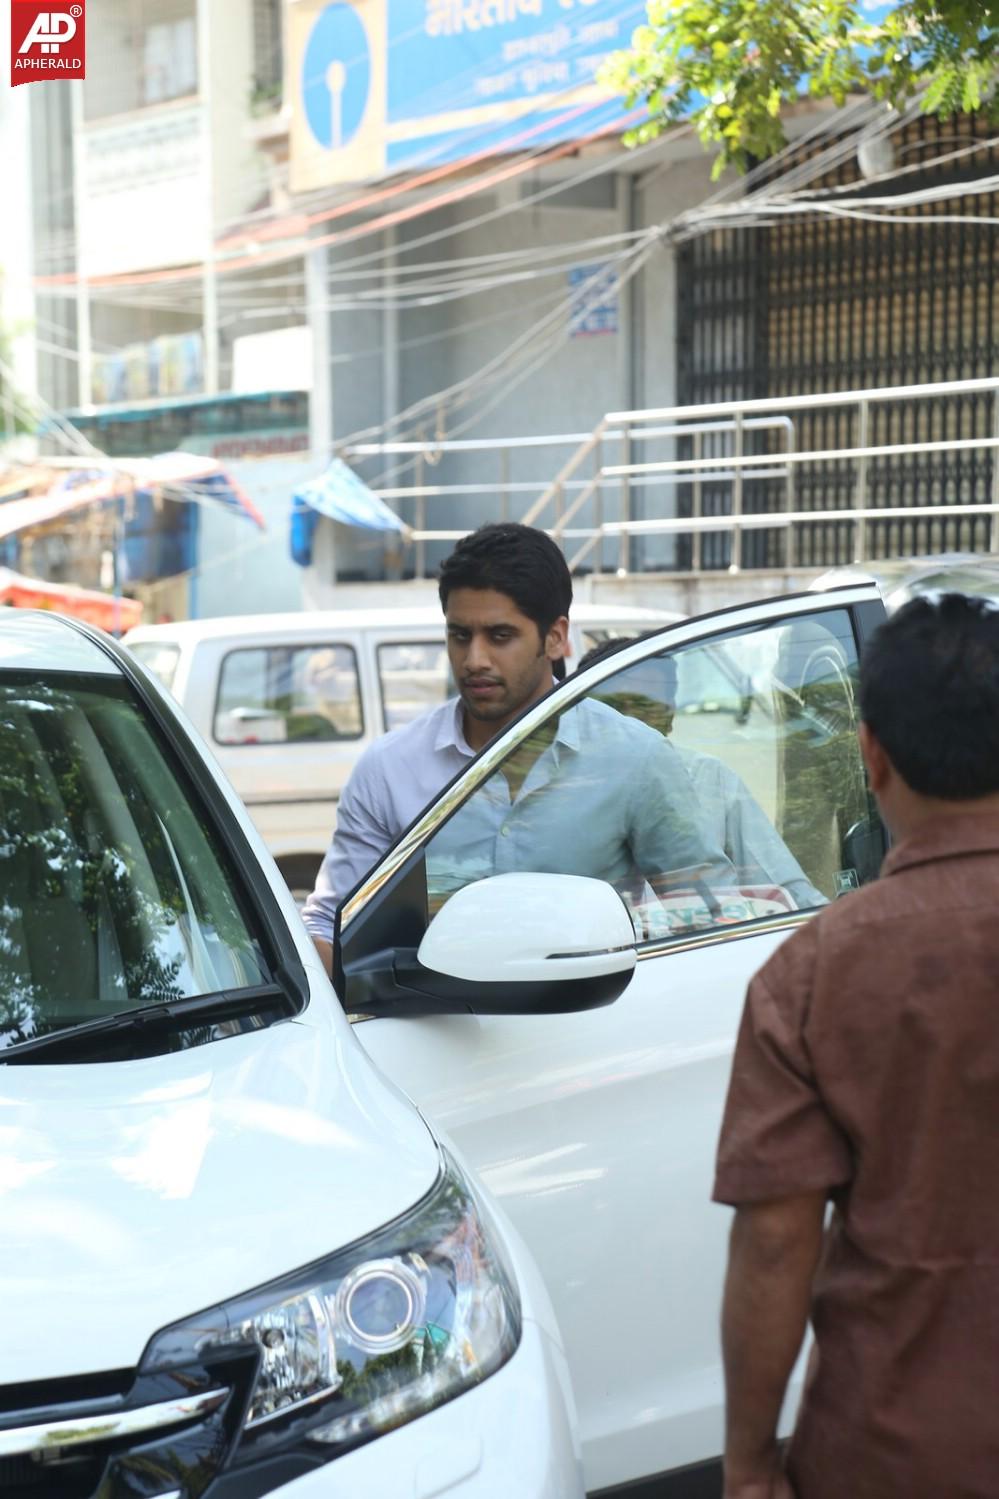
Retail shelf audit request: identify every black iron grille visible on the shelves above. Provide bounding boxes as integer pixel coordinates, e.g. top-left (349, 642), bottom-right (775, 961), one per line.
top-left (676, 112), bottom-right (999, 570)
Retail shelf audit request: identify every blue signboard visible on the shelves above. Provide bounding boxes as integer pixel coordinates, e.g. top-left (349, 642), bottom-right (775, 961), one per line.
top-left (292, 0), bottom-right (647, 187)
top-left (568, 263), bottom-right (619, 337)
top-left (386, 0), bottom-right (646, 168)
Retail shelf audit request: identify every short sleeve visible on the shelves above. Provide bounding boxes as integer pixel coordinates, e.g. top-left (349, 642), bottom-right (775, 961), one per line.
top-left (713, 922), bottom-right (853, 1206)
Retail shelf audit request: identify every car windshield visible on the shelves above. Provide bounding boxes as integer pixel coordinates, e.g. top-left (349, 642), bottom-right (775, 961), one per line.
top-left (0, 671), bottom-right (270, 1051)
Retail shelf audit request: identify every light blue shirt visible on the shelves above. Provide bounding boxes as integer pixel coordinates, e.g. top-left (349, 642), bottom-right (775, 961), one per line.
top-left (425, 698), bottom-right (733, 906)
top-left (302, 697), bottom-right (476, 941)
top-left (302, 694), bottom-right (734, 942)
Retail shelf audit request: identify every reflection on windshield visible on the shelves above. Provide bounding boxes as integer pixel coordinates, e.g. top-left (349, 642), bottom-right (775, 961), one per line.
top-left (0, 675), bottom-right (268, 1051)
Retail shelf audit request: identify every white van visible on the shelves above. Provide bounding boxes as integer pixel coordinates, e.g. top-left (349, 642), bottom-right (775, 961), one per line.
top-left (124, 603), bottom-right (679, 898)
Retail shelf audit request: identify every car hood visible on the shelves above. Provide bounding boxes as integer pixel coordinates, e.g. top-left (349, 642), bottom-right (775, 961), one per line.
top-left (0, 1018), bottom-right (440, 1383)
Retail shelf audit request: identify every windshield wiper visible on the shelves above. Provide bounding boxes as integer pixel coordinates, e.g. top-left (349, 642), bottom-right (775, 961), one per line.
top-left (0, 984), bottom-right (295, 1065)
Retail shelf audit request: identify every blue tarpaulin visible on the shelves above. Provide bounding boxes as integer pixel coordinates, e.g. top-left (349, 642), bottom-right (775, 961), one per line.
top-left (290, 459), bottom-right (405, 567)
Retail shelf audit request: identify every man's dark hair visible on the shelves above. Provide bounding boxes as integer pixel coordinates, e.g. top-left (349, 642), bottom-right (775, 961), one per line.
top-left (859, 592), bottom-right (999, 799)
top-left (438, 523), bottom-right (572, 639)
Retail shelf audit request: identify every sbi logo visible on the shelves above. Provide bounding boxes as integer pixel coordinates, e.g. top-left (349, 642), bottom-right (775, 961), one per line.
top-left (301, 3), bottom-right (372, 150)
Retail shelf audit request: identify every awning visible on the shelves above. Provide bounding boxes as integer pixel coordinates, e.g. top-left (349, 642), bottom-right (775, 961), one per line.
top-left (0, 453), bottom-right (266, 543)
top-left (0, 567), bottom-right (143, 632)
top-left (290, 458), bottom-right (407, 569)
top-left (294, 459), bottom-right (406, 530)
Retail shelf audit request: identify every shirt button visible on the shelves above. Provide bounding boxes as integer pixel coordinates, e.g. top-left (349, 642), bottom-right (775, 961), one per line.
top-left (501, 825), bottom-right (510, 836)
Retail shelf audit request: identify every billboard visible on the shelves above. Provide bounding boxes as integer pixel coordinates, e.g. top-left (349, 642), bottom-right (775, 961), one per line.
top-left (289, 0), bottom-right (645, 191)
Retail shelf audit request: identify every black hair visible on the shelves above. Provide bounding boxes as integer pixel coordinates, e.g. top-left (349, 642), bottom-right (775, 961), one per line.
top-left (438, 524), bottom-right (573, 643)
top-left (577, 636), bottom-right (637, 673)
top-left (859, 592), bottom-right (999, 799)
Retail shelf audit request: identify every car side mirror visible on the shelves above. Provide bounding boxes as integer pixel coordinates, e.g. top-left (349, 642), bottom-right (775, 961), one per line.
top-left (344, 873), bottom-right (636, 1019)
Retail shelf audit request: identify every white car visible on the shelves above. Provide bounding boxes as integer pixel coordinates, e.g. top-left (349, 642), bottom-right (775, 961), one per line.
top-left (0, 612), bottom-right (585, 1499)
top-left (811, 550), bottom-right (999, 612)
top-left (4, 581), bottom-right (888, 1498)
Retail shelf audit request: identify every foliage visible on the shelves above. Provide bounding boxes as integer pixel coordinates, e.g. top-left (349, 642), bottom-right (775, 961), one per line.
top-left (601, 0), bottom-right (999, 175)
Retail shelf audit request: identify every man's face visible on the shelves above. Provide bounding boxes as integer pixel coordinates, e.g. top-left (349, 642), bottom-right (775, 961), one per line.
top-left (445, 587), bottom-right (567, 736)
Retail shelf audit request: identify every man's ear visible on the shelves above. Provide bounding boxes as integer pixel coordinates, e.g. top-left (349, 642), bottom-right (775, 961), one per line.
top-left (858, 720), bottom-right (891, 794)
top-left (545, 615), bottom-right (570, 665)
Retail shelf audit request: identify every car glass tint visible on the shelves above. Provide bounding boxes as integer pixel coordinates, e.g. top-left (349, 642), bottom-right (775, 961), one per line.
top-left (0, 672), bottom-right (270, 1052)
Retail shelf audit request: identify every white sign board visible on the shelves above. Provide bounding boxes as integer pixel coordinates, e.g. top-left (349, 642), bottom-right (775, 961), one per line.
top-left (79, 102), bottom-right (210, 277)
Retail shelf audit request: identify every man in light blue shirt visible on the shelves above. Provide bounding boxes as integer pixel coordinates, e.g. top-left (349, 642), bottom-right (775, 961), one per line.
top-left (303, 524), bottom-right (731, 971)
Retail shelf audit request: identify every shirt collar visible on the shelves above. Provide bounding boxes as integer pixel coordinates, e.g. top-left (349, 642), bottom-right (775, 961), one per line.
top-left (433, 682), bottom-right (568, 758)
top-left (882, 811), bottom-right (999, 877)
top-left (434, 696), bottom-right (475, 756)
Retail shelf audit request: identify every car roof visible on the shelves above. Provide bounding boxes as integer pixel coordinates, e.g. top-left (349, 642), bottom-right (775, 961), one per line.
top-left (812, 552), bottom-right (996, 593)
top-left (124, 600), bottom-right (682, 645)
top-left (0, 609), bottom-right (120, 675)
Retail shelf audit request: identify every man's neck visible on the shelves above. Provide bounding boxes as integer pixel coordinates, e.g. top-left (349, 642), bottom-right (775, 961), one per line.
top-left (887, 789), bottom-right (999, 845)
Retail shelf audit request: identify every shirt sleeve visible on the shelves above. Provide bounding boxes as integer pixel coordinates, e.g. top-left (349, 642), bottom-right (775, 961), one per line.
top-left (713, 921), bottom-right (853, 1206)
top-left (629, 736), bottom-right (735, 889)
top-left (716, 762), bottom-right (828, 911)
top-left (300, 747), bottom-right (397, 943)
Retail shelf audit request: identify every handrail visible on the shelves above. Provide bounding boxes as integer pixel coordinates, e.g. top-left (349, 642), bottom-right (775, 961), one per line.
top-left (348, 376), bottom-right (999, 578)
top-left (520, 422), bottom-right (607, 529)
top-left (605, 375), bottom-right (999, 426)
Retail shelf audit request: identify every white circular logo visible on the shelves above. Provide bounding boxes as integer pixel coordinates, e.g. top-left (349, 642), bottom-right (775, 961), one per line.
top-left (70, 5), bottom-right (83, 16)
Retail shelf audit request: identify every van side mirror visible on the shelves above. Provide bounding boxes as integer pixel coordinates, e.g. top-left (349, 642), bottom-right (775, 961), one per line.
top-left (344, 873), bottom-right (636, 1019)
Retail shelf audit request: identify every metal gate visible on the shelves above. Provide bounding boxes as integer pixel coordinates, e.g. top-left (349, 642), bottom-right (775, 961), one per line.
top-left (677, 113), bottom-right (999, 569)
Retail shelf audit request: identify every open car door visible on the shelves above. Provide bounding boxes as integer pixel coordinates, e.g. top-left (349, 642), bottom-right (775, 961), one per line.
top-left (336, 585), bottom-right (887, 1495)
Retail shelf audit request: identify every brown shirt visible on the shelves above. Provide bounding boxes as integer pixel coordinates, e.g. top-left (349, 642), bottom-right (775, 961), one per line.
top-left (714, 813), bottom-right (999, 1499)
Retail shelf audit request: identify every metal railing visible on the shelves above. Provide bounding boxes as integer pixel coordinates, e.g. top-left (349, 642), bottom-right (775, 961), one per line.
top-left (346, 376), bottom-right (999, 575)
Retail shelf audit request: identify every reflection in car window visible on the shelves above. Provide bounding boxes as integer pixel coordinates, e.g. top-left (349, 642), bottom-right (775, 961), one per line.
top-left (215, 644), bottom-right (363, 745)
top-left (422, 609), bottom-right (876, 945)
top-left (378, 642), bottom-right (450, 731)
top-left (425, 697), bottom-right (737, 927)
top-left (0, 673), bottom-right (269, 1050)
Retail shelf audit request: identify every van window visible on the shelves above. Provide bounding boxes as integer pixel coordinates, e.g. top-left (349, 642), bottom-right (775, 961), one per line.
top-left (378, 642), bottom-right (450, 730)
top-left (0, 672), bottom-right (270, 1049)
top-left (215, 645), bottom-right (363, 745)
top-left (128, 640), bottom-right (181, 692)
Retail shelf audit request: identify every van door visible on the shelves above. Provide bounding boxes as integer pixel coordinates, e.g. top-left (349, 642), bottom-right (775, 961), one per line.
top-left (209, 632), bottom-right (368, 891)
top-left (336, 585), bottom-right (887, 1493)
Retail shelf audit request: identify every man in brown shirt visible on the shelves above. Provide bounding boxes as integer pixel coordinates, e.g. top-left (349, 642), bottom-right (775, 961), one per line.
top-left (714, 592), bottom-right (999, 1499)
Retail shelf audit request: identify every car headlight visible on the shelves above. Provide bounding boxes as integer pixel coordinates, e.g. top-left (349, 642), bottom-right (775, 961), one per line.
top-left (141, 1153), bottom-right (520, 1470)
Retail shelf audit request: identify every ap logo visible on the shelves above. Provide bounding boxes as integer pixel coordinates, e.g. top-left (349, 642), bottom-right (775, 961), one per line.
top-left (11, 3), bottom-right (86, 83)
top-left (20, 11), bottom-right (78, 52)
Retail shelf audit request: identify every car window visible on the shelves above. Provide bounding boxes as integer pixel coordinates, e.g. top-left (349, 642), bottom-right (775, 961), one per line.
top-left (0, 671), bottom-right (270, 1050)
top-left (378, 641), bottom-right (450, 731)
top-left (214, 644), bottom-right (363, 745)
top-left (127, 639), bottom-right (181, 692)
top-left (421, 608), bottom-right (877, 943)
